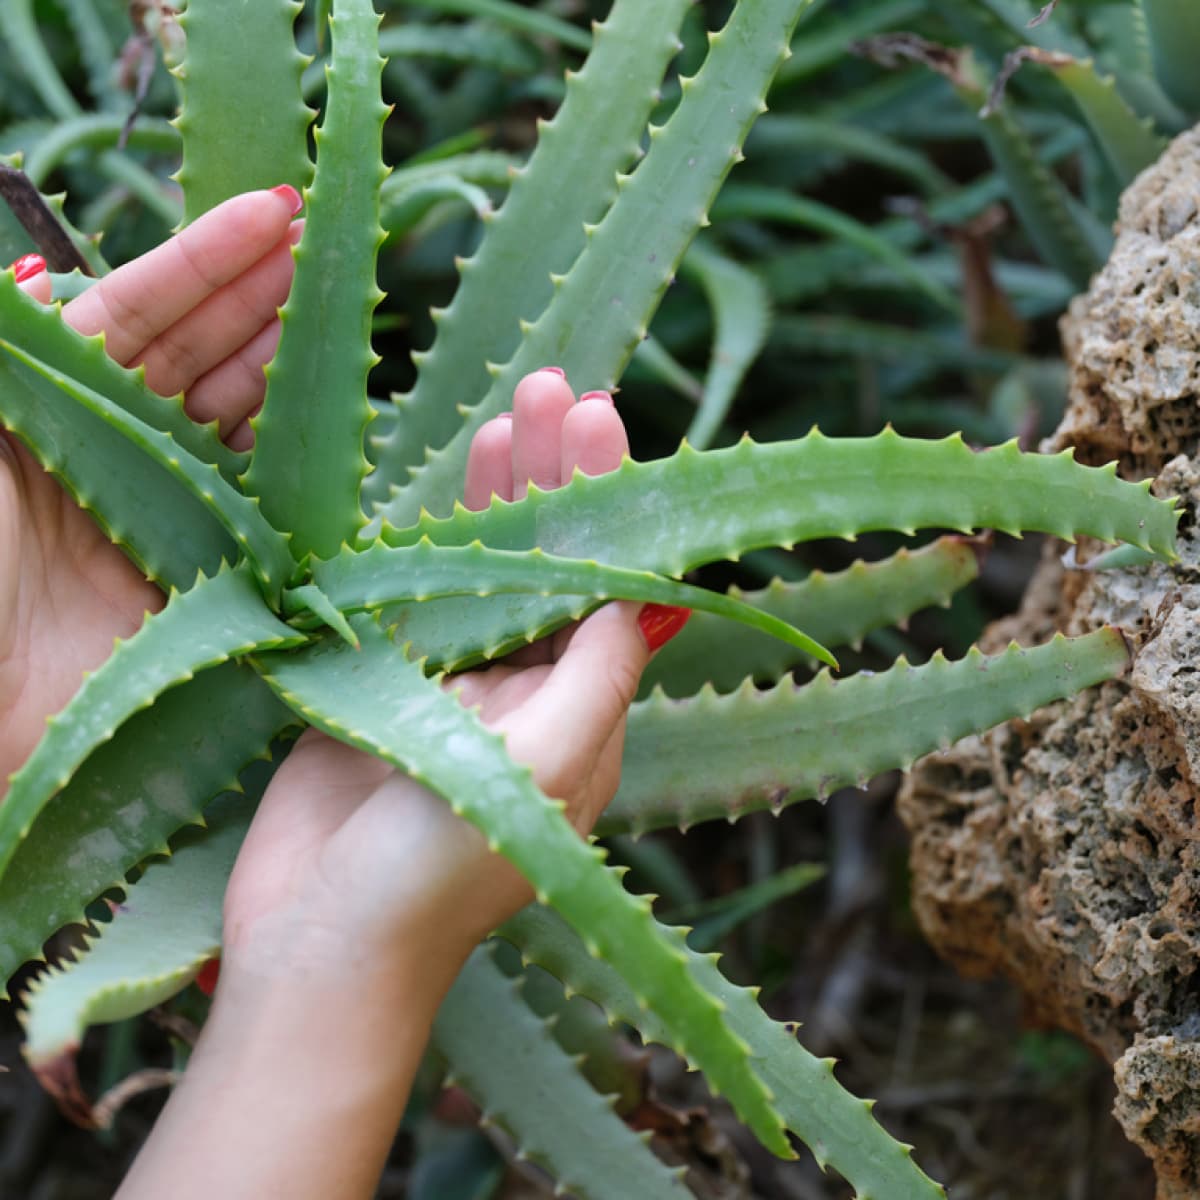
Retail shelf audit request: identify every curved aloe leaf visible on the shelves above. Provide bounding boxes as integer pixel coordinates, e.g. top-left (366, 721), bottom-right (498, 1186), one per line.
top-left (295, 539), bottom-right (837, 667)
top-left (241, 0), bottom-right (386, 561)
top-left (20, 794), bottom-right (253, 1120)
top-left (602, 629), bottom-right (1129, 836)
top-left (0, 340), bottom-right (296, 600)
top-left (679, 239), bottom-right (772, 451)
top-left (371, 433), bottom-right (1175, 670)
top-left (175, 0), bottom-right (313, 223)
top-left (367, 0), bottom-right (693, 496)
top-left (0, 665), bottom-right (294, 993)
top-left (0, 272), bottom-right (243, 484)
top-left (501, 904), bottom-right (946, 1200)
top-left (255, 619), bottom-right (793, 1158)
top-left (640, 537), bottom-right (984, 699)
top-left (378, 0), bottom-right (815, 528)
top-left (433, 948), bottom-right (691, 1199)
top-left (0, 334), bottom-right (237, 593)
top-left (0, 567), bottom-right (304, 884)
top-left (23, 115), bottom-right (181, 190)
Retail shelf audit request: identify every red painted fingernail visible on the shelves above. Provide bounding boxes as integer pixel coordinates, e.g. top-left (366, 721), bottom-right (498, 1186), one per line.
top-left (270, 184), bottom-right (303, 216)
top-left (195, 957), bottom-right (221, 997)
top-left (10, 254), bottom-right (45, 283)
top-left (638, 604), bottom-right (691, 651)
top-left (538, 366), bottom-right (566, 378)
top-left (580, 390), bottom-right (614, 406)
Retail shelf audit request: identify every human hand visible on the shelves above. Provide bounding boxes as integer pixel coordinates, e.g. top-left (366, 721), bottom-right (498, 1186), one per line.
top-left (219, 370), bottom-right (683, 989)
top-left (0, 187), bottom-right (303, 790)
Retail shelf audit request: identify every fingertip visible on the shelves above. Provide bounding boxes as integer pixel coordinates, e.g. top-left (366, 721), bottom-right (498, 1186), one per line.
top-left (465, 415), bottom-right (515, 510)
top-left (561, 395), bottom-right (630, 480)
top-left (10, 255), bottom-right (51, 304)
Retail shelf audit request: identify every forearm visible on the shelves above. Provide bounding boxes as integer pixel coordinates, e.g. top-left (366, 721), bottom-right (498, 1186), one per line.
top-left (115, 939), bottom-right (470, 1200)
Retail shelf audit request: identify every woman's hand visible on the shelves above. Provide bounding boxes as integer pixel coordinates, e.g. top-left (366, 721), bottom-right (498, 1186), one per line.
top-left (0, 187), bottom-right (302, 790)
top-left (222, 370), bottom-right (654, 977)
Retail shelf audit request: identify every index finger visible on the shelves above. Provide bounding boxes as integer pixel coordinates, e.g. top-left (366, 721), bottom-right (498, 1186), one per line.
top-left (63, 186), bottom-right (303, 367)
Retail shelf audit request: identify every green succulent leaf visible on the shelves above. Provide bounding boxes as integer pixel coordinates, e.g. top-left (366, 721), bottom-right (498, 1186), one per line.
top-left (242, 0), bottom-right (387, 561)
top-left (0, 665), bottom-right (295, 993)
top-left (433, 947), bottom-right (691, 1199)
top-left (640, 537), bottom-right (984, 699)
top-left (1141, 0), bottom-right (1200, 116)
top-left (20, 794), bottom-right (251, 1081)
top-left (0, 567), bottom-right (305, 885)
top-left (0, 339), bottom-right (296, 600)
top-left (501, 904), bottom-right (946, 1200)
top-left (373, 433), bottom-right (1175, 671)
top-left (603, 628), bottom-right (1130, 836)
top-left (255, 619), bottom-right (793, 1158)
top-left (175, 0), bottom-right (313, 223)
top-left (296, 539), bottom-right (837, 667)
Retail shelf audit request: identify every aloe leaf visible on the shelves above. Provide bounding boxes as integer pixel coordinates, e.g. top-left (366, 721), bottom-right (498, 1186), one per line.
top-left (0, 665), bottom-right (294, 993)
top-left (640, 537), bottom-right (984, 699)
top-left (378, 0), bottom-right (813, 528)
top-left (1046, 56), bottom-right (1165, 185)
top-left (242, 0), bottom-right (386, 562)
top-left (0, 337), bottom-right (237, 594)
top-left (296, 539), bottom-right (837, 667)
top-left (255, 619), bottom-right (793, 1157)
top-left (0, 340), bottom-right (296, 600)
top-left (433, 948), bottom-right (691, 1199)
top-left (374, 433), bottom-right (1175, 670)
top-left (1140, 0), bottom-right (1200, 116)
top-left (367, 0), bottom-right (693, 497)
top-left (0, 566), bottom-right (305, 885)
top-left (679, 239), bottom-right (772, 451)
top-left (175, 0), bottom-right (313, 223)
top-left (0, 271), bottom-right (244, 483)
top-left (398, 0), bottom-right (592, 52)
top-left (501, 904), bottom-right (946, 1200)
top-left (603, 629), bottom-right (1129, 837)
top-left (20, 794), bottom-right (251, 1085)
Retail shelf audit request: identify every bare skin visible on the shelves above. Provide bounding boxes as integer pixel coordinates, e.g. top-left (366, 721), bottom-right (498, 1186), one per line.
top-left (4, 190), bottom-right (665, 1199)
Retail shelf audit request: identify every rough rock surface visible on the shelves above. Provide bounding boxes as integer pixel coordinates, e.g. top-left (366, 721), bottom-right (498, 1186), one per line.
top-left (898, 126), bottom-right (1200, 1197)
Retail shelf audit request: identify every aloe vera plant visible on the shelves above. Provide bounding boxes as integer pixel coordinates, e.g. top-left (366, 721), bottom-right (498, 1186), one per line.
top-left (0, 1), bottom-right (1183, 1196)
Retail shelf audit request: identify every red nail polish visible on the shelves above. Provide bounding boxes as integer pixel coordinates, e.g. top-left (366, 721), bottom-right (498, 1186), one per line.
top-left (10, 254), bottom-right (45, 283)
top-left (195, 956), bottom-right (221, 997)
top-left (580, 390), bottom-right (614, 405)
top-left (638, 604), bottom-right (691, 651)
top-left (270, 184), bottom-right (304, 216)
top-left (538, 366), bottom-right (566, 378)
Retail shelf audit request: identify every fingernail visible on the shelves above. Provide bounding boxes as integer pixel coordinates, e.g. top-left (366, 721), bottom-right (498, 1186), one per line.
top-left (580, 390), bottom-right (614, 406)
top-left (638, 604), bottom-right (691, 652)
top-left (195, 956), bottom-right (221, 997)
top-left (270, 184), bottom-right (304, 216)
top-left (497, 412), bottom-right (513, 421)
top-left (538, 366), bottom-right (566, 378)
top-left (10, 254), bottom-right (45, 283)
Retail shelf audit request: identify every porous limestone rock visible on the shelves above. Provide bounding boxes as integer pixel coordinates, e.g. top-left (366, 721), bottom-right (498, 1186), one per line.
top-left (898, 125), bottom-right (1200, 1197)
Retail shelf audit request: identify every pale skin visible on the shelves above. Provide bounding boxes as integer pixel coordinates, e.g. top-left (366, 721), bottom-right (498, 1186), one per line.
top-left (1, 189), bottom-right (674, 1198)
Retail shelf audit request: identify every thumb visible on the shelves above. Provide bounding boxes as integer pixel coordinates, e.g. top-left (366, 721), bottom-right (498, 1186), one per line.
top-left (9, 254), bottom-right (52, 304)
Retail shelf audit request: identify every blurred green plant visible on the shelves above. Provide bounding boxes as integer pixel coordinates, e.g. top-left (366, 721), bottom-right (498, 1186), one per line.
top-left (0, 1), bottom-right (1194, 1196)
